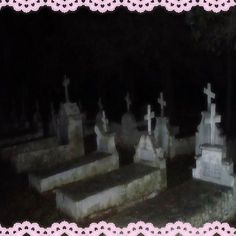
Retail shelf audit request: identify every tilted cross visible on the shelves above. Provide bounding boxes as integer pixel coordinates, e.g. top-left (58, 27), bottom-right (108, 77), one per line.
top-left (204, 83), bottom-right (215, 112)
top-left (98, 98), bottom-right (103, 111)
top-left (158, 92), bottom-right (166, 117)
top-left (102, 110), bottom-right (109, 132)
top-left (125, 92), bottom-right (131, 112)
top-left (63, 75), bottom-right (70, 103)
top-left (144, 104), bottom-right (155, 135)
top-left (205, 103), bottom-right (221, 145)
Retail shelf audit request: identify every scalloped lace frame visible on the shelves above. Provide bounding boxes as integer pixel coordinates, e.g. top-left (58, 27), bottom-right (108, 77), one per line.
top-left (0, 0), bottom-right (235, 13)
top-left (0, 221), bottom-right (235, 236)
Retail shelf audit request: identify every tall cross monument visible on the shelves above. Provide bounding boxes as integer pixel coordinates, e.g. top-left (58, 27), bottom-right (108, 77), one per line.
top-left (144, 105), bottom-right (155, 135)
top-left (102, 110), bottom-right (109, 133)
top-left (158, 92), bottom-right (166, 117)
top-left (205, 103), bottom-right (221, 145)
top-left (204, 83), bottom-right (215, 112)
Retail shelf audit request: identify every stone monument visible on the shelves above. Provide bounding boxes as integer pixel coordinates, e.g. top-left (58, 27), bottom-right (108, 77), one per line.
top-left (193, 103), bottom-right (235, 187)
top-left (134, 104), bottom-right (165, 168)
top-left (195, 83), bottom-right (225, 156)
top-left (57, 76), bottom-right (84, 158)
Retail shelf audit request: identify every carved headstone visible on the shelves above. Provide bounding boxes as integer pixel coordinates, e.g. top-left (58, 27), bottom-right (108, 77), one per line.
top-left (134, 134), bottom-right (165, 169)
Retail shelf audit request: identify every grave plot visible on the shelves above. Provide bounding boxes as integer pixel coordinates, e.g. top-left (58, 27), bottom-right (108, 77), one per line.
top-left (56, 105), bottom-right (166, 221)
top-left (29, 119), bottom-right (119, 193)
top-left (195, 83), bottom-right (225, 157)
top-left (154, 92), bottom-right (195, 159)
top-left (107, 98), bottom-right (236, 227)
top-left (1, 78), bottom-right (85, 173)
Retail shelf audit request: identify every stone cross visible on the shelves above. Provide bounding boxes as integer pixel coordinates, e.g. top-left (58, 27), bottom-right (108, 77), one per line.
top-left (102, 110), bottom-right (109, 132)
top-left (125, 92), bottom-right (131, 112)
top-left (206, 103), bottom-right (221, 145)
top-left (98, 98), bottom-right (103, 111)
top-left (158, 92), bottom-right (166, 117)
top-left (144, 105), bottom-right (155, 135)
top-left (204, 83), bottom-right (215, 112)
top-left (63, 75), bottom-right (70, 103)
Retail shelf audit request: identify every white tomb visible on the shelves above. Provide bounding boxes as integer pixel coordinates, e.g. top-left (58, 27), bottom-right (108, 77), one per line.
top-left (195, 83), bottom-right (225, 156)
top-left (29, 121), bottom-right (119, 193)
top-left (134, 104), bottom-right (165, 168)
top-left (193, 104), bottom-right (235, 187)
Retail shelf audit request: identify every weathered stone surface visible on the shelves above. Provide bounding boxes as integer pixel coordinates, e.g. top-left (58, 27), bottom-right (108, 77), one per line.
top-left (195, 111), bottom-right (225, 156)
top-left (29, 152), bottom-right (118, 193)
top-left (57, 102), bottom-right (84, 158)
top-left (56, 163), bottom-right (164, 221)
top-left (107, 180), bottom-right (236, 227)
top-left (193, 144), bottom-right (235, 187)
top-left (134, 134), bottom-right (166, 170)
top-left (0, 137), bottom-right (58, 161)
top-left (12, 145), bottom-right (70, 173)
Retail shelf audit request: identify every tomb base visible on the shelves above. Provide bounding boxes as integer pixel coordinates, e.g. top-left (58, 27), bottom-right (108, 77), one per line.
top-left (56, 163), bottom-right (165, 221)
top-left (29, 151), bottom-right (119, 193)
top-left (192, 144), bottom-right (235, 187)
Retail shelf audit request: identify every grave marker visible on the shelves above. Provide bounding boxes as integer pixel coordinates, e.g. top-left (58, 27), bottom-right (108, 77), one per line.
top-left (144, 105), bottom-right (155, 135)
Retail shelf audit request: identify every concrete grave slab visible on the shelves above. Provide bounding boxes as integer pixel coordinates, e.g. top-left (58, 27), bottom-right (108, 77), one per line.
top-left (56, 163), bottom-right (164, 221)
top-left (29, 151), bottom-right (118, 193)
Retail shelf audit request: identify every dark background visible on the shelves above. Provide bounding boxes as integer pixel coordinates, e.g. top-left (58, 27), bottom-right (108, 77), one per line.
top-left (0, 7), bottom-right (235, 135)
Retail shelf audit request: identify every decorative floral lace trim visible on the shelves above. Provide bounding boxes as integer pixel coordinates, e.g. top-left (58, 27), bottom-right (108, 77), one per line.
top-left (0, 221), bottom-right (235, 236)
top-left (0, 0), bottom-right (235, 13)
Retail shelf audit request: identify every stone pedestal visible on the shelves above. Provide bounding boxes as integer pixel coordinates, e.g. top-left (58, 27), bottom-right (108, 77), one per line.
top-left (195, 111), bottom-right (225, 156)
top-left (134, 134), bottom-right (166, 170)
top-left (57, 102), bottom-right (84, 158)
top-left (154, 117), bottom-right (170, 157)
top-left (192, 144), bottom-right (235, 187)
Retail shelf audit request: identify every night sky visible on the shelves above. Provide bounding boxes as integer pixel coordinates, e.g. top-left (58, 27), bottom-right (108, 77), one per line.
top-left (0, 7), bottom-right (235, 135)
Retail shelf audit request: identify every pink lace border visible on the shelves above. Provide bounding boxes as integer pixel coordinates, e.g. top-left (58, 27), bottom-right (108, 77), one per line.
top-left (0, 0), bottom-right (235, 13)
top-left (0, 221), bottom-right (235, 236)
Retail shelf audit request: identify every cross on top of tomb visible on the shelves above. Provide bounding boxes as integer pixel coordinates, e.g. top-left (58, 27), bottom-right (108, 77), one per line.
top-left (144, 104), bottom-right (155, 135)
top-left (158, 92), bottom-right (166, 117)
top-left (204, 83), bottom-right (215, 112)
top-left (125, 92), bottom-right (131, 112)
top-left (102, 110), bottom-right (109, 132)
top-left (98, 98), bottom-right (103, 111)
top-left (205, 103), bottom-right (221, 145)
top-left (63, 75), bottom-right (70, 103)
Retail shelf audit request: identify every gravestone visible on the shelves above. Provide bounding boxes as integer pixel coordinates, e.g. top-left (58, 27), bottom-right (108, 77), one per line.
top-left (154, 117), bottom-right (171, 157)
top-left (154, 93), bottom-right (171, 156)
top-left (95, 98), bottom-right (104, 129)
top-left (193, 103), bottom-right (235, 187)
top-left (195, 84), bottom-right (225, 156)
top-left (134, 105), bottom-right (165, 168)
top-left (144, 105), bottom-right (155, 136)
top-left (57, 76), bottom-right (84, 158)
top-left (57, 102), bottom-right (84, 158)
top-left (134, 135), bottom-right (165, 169)
top-left (121, 93), bottom-right (139, 146)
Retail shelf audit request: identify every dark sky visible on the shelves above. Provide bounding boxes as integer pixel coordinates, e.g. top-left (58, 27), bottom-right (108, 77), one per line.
top-left (0, 7), bottom-right (235, 130)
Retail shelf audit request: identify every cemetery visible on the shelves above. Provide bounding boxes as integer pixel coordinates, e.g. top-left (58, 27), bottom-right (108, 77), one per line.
top-left (1, 9), bottom-right (236, 232)
top-left (0, 76), bottom-right (236, 229)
